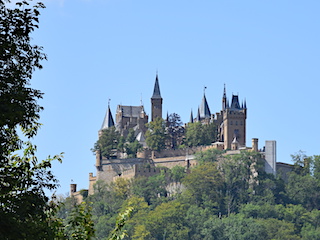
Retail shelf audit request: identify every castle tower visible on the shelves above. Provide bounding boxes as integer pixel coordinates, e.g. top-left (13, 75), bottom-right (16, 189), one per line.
top-left (222, 94), bottom-right (247, 149)
top-left (99, 101), bottom-right (115, 136)
top-left (101, 101), bottom-right (114, 130)
top-left (231, 137), bottom-right (239, 150)
top-left (222, 84), bottom-right (227, 110)
top-left (199, 92), bottom-right (211, 120)
top-left (151, 74), bottom-right (163, 121)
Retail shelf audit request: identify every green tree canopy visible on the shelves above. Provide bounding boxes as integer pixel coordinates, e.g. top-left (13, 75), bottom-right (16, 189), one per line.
top-left (145, 117), bottom-right (166, 152)
top-left (93, 127), bottom-right (120, 159)
top-left (182, 162), bottom-right (224, 209)
top-left (166, 113), bottom-right (185, 149)
top-left (124, 128), bottom-right (143, 158)
top-left (185, 122), bottom-right (216, 147)
top-left (0, 1), bottom-right (64, 239)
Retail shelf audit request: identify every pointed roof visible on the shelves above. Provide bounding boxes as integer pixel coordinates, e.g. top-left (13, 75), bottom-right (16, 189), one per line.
top-left (136, 131), bottom-right (147, 147)
top-left (199, 93), bottom-right (211, 118)
top-left (151, 74), bottom-right (162, 99)
top-left (230, 95), bottom-right (241, 109)
top-left (222, 84), bottom-right (227, 110)
top-left (197, 107), bottom-right (201, 122)
top-left (232, 136), bottom-right (239, 144)
top-left (101, 105), bottom-right (115, 130)
top-left (223, 84), bottom-right (227, 99)
top-left (190, 109), bottom-right (194, 123)
top-left (117, 105), bottom-right (145, 118)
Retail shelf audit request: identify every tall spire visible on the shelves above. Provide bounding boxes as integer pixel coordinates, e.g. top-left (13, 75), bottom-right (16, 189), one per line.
top-left (152, 73), bottom-right (161, 99)
top-left (222, 84), bottom-right (227, 110)
top-left (190, 109), bottom-right (194, 123)
top-left (151, 73), bottom-right (163, 121)
top-left (197, 107), bottom-right (201, 122)
top-left (199, 91), bottom-right (211, 119)
top-left (101, 99), bottom-right (114, 130)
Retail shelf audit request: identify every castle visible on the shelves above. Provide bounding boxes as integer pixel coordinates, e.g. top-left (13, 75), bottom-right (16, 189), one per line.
top-left (100, 74), bottom-right (247, 150)
top-left (70, 74), bottom-right (291, 200)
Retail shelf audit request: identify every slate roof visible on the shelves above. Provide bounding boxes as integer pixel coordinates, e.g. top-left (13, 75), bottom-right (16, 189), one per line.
top-left (230, 95), bottom-right (241, 109)
top-left (190, 110), bottom-right (194, 123)
top-left (152, 74), bottom-right (162, 99)
top-left (117, 105), bottom-right (144, 118)
top-left (199, 94), bottom-right (211, 119)
top-left (197, 107), bottom-right (201, 122)
top-left (101, 106), bottom-right (115, 130)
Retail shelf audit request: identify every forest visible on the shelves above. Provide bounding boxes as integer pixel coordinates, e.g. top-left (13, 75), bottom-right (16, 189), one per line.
top-left (59, 150), bottom-right (320, 240)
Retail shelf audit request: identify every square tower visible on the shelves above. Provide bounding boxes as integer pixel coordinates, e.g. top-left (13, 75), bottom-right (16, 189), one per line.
top-left (151, 74), bottom-right (163, 121)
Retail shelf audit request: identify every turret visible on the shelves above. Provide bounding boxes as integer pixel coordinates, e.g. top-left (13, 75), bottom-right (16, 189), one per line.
top-left (231, 137), bottom-right (239, 150)
top-left (222, 84), bottom-right (227, 110)
top-left (199, 88), bottom-right (211, 119)
top-left (252, 138), bottom-right (258, 152)
top-left (99, 100), bottom-right (115, 137)
top-left (190, 109), bottom-right (194, 123)
top-left (70, 184), bottom-right (77, 195)
top-left (197, 107), bottom-right (201, 122)
top-left (151, 73), bottom-right (163, 121)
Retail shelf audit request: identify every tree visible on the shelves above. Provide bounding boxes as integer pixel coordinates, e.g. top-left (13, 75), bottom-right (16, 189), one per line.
top-left (108, 207), bottom-right (134, 240)
top-left (185, 122), bottom-right (216, 147)
top-left (131, 174), bottom-right (167, 206)
top-left (285, 153), bottom-right (320, 210)
top-left (64, 202), bottom-right (95, 240)
top-left (182, 162), bottom-right (224, 209)
top-left (195, 148), bottom-right (223, 163)
top-left (145, 117), bottom-right (166, 152)
top-left (0, 0), bottom-right (46, 156)
top-left (170, 165), bottom-right (186, 182)
top-left (0, 1), bottom-right (64, 239)
top-left (124, 128), bottom-right (143, 158)
top-left (132, 201), bottom-right (189, 240)
top-left (166, 113), bottom-right (184, 149)
top-left (185, 122), bottom-right (203, 147)
top-left (221, 151), bottom-right (263, 215)
top-left (92, 127), bottom-right (120, 159)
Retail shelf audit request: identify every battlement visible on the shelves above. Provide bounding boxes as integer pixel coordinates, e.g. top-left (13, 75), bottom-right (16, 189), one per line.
top-left (113, 164), bottom-right (170, 181)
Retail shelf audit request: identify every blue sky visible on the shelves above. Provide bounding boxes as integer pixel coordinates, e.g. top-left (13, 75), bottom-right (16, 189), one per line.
top-left (27, 0), bottom-right (320, 196)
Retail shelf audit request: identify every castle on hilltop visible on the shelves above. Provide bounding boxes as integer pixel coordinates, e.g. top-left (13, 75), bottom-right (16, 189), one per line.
top-left (100, 74), bottom-right (247, 151)
top-left (70, 74), bottom-right (291, 201)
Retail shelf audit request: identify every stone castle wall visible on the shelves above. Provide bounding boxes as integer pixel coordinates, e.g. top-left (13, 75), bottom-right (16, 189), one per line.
top-left (137, 145), bottom-right (219, 159)
top-left (92, 144), bottom-right (220, 191)
top-left (97, 158), bottom-right (147, 184)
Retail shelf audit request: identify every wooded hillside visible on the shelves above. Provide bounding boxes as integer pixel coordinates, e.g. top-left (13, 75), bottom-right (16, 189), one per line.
top-left (58, 150), bottom-right (320, 239)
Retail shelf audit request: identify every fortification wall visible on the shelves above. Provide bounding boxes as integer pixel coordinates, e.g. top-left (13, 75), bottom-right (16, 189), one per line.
top-left (138, 145), bottom-right (217, 159)
top-left (97, 158), bottom-right (147, 184)
top-left (88, 173), bottom-right (96, 195)
top-left (276, 162), bottom-right (294, 182)
top-left (96, 144), bottom-right (223, 187)
top-left (113, 164), bottom-right (171, 181)
top-left (153, 156), bottom-right (187, 169)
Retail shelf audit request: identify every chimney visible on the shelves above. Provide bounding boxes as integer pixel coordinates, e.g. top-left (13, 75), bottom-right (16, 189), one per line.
top-left (252, 138), bottom-right (258, 152)
top-left (70, 184), bottom-right (77, 195)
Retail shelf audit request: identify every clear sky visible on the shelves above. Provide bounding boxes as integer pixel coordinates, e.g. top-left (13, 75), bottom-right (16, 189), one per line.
top-left (26, 0), bottom-right (320, 196)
